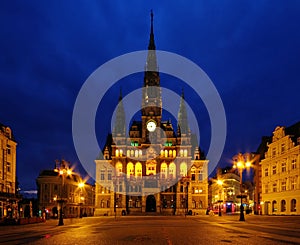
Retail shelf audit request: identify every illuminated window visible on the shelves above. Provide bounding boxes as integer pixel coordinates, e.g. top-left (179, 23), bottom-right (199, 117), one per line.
top-left (180, 150), bottom-right (183, 157)
top-left (116, 150), bottom-right (119, 157)
top-left (127, 150), bottom-right (130, 157)
top-left (135, 150), bottom-right (139, 158)
top-left (169, 150), bottom-right (173, 157)
top-left (161, 163), bottom-right (167, 179)
top-left (116, 162), bottom-right (122, 176)
top-left (165, 150), bottom-right (168, 158)
top-left (198, 169), bottom-right (203, 181)
top-left (173, 150), bottom-right (176, 157)
top-left (139, 150), bottom-right (142, 156)
top-left (180, 162), bottom-right (187, 177)
top-left (135, 162), bottom-right (142, 177)
top-left (184, 149), bottom-right (188, 157)
top-left (272, 200), bottom-right (277, 212)
top-left (169, 162), bottom-right (176, 179)
top-left (127, 162), bottom-right (134, 176)
top-left (160, 150), bottom-right (164, 157)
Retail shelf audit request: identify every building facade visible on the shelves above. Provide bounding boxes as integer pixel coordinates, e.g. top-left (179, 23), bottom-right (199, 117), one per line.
top-left (209, 168), bottom-right (241, 214)
top-left (0, 123), bottom-right (20, 219)
top-left (260, 124), bottom-right (300, 215)
top-left (36, 160), bottom-right (95, 218)
top-left (95, 12), bottom-right (209, 216)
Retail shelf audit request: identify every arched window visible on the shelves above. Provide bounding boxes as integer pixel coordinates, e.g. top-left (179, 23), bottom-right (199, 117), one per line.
top-left (161, 163), bottom-right (168, 179)
top-left (191, 167), bottom-right (196, 181)
top-left (135, 162), bottom-right (142, 177)
top-left (184, 149), bottom-right (188, 157)
top-left (116, 162), bottom-right (122, 176)
top-left (135, 150), bottom-right (139, 158)
top-left (127, 150), bottom-right (130, 157)
top-left (120, 149), bottom-right (123, 156)
top-left (160, 150), bottom-right (164, 157)
top-left (192, 200), bottom-right (196, 209)
top-left (272, 200), bottom-right (277, 212)
top-left (291, 199), bottom-right (297, 212)
top-left (165, 150), bottom-right (168, 158)
top-left (180, 162), bottom-right (187, 177)
top-left (169, 162), bottom-right (176, 179)
top-left (173, 150), bottom-right (176, 157)
top-left (116, 150), bottom-right (119, 157)
top-left (281, 200), bottom-right (286, 212)
top-left (139, 150), bottom-right (142, 156)
top-left (131, 150), bottom-right (134, 156)
top-left (169, 150), bottom-right (173, 157)
top-left (127, 162), bottom-right (134, 177)
top-left (180, 149), bottom-right (184, 157)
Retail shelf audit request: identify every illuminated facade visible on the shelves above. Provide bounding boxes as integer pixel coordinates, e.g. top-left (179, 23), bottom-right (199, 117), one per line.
top-left (0, 123), bottom-right (20, 219)
top-left (209, 170), bottom-right (240, 214)
top-left (260, 124), bottom-right (300, 215)
top-left (95, 12), bottom-right (209, 216)
top-left (36, 160), bottom-right (95, 218)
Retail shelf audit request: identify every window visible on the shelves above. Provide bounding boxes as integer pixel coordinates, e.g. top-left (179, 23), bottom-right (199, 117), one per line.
top-left (265, 184), bottom-right (269, 194)
top-left (272, 200), bottom-right (277, 212)
top-left (273, 183), bottom-right (277, 192)
top-left (198, 169), bottom-right (203, 181)
top-left (291, 199), bottom-right (296, 212)
top-left (272, 165), bottom-right (277, 175)
top-left (192, 200), bottom-right (196, 209)
top-left (180, 163), bottom-right (187, 177)
top-left (292, 158), bottom-right (297, 170)
top-left (281, 162), bottom-right (286, 173)
top-left (169, 163), bottom-right (176, 179)
top-left (281, 143), bottom-right (285, 153)
top-left (281, 200), bottom-right (286, 212)
top-left (100, 170), bottom-right (105, 180)
top-left (265, 168), bottom-right (269, 177)
top-left (184, 149), bottom-right (188, 157)
top-left (281, 181), bottom-right (286, 191)
top-left (135, 162), bottom-right (142, 177)
top-left (7, 145), bottom-right (11, 154)
top-left (161, 163), bottom-right (167, 179)
top-left (127, 162), bottom-right (134, 176)
top-left (116, 162), bottom-right (122, 176)
top-left (7, 163), bottom-right (11, 173)
top-left (108, 170), bottom-right (112, 180)
top-left (291, 177), bottom-right (297, 190)
top-left (272, 148), bottom-right (276, 157)
top-left (128, 199), bottom-right (133, 208)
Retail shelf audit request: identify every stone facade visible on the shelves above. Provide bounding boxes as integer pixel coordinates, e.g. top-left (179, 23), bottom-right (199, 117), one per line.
top-left (94, 12), bottom-right (209, 216)
top-left (260, 125), bottom-right (300, 215)
top-left (0, 123), bottom-right (20, 219)
top-left (36, 160), bottom-right (95, 218)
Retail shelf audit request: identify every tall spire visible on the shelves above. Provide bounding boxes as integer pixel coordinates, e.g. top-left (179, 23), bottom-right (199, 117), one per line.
top-left (148, 9), bottom-right (155, 50)
top-left (146, 10), bottom-right (157, 72)
top-left (113, 88), bottom-right (125, 136)
top-left (177, 89), bottom-right (189, 135)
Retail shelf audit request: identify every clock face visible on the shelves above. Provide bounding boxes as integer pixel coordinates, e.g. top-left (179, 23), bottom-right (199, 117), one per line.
top-left (147, 120), bottom-right (157, 132)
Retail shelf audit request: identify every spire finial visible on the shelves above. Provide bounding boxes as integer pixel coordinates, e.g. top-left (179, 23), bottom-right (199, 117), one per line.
top-left (148, 10), bottom-right (155, 50)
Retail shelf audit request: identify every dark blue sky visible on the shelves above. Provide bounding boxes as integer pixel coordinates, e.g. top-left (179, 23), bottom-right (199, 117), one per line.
top-left (1, 1), bottom-right (300, 190)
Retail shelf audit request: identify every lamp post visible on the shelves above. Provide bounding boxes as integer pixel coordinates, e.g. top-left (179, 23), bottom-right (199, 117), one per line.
top-left (232, 153), bottom-right (252, 222)
top-left (217, 179), bottom-right (223, 216)
top-left (54, 161), bottom-right (73, 226)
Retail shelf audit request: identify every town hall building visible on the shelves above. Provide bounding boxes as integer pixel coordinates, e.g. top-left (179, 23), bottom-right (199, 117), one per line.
top-left (95, 12), bottom-right (209, 216)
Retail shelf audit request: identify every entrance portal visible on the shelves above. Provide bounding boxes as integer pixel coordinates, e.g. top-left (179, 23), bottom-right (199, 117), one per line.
top-left (146, 195), bottom-right (156, 212)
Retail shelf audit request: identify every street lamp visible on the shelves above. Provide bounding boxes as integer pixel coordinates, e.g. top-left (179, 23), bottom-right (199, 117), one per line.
top-left (54, 161), bottom-right (73, 226)
top-left (217, 179), bottom-right (223, 216)
top-left (232, 153), bottom-right (252, 221)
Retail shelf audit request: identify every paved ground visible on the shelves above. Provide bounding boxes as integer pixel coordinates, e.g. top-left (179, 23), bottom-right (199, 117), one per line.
top-left (1, 215), bottom-right (300, 244)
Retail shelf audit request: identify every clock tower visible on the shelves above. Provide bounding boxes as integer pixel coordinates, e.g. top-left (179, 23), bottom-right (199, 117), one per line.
top-left (141, 10), bottom-right (162, 142)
